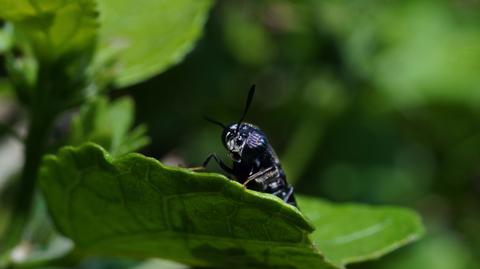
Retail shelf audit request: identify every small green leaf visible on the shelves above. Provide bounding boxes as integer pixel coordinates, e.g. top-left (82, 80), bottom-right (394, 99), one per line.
top-left (68, 96), bottom-right (149, 156)
top-left (39, 143), bottom-right (336, 269)
top-left (0, 0), bottom-right (98, 61)
top-left (298, 196), bottom-right (424, 266)
top-left (94, 0), bottom-right (214, 87)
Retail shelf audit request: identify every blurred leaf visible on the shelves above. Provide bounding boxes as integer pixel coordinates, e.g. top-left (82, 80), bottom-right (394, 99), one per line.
top-left (379, 232), bottom-right (474, 269)
top-left (95, 0), bottom-right (214, 87)
top-left (0, 175), bottom-right (18, 238)
top-left (1, 176), bottom-right (72, 268)
top-left (68, 96), bottom-right (149, 156)
top-left (0, 0), bottom-right (63, 21)
top-left (0, 23), bottom-right (13, 53)
top-left (222, 7), bottom-right (274, 66)
top-left (335, 1), bottom-right (480, 107)
top-left (371, 2), bottom-right (480, 107)
top-left (1, 0), bottom-right (99, 109)
top-left (299, 196), bottom-right (424, 266)
top-left (131, 259), bottom-right (190, 269)
top-left (39, 143), bottom-right (336, 269)
top-left (8, 195), bottom-right (73, 267)
top-left (0, 78), bottom-right (14, 97)
top-left (0, 0), bottom-right (98, 61)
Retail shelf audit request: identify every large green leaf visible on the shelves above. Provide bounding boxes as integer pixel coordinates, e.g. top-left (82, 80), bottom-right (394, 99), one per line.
top-left (39, 143), bottom-right (423, 268)
top-left (39, 143), bottom-right (334, 269)
top-left (95, 0), bottom-right (214, 87)
top-left (0, 0), bottom-right (98, 60)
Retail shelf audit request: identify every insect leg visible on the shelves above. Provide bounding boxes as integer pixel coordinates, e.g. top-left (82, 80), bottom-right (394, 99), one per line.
top-left (203, 153), bottom-right (234, 174)
top-left (272, 185), bottom-right (297, 206)
top-left (242, 167), bottom-right (274, 187)
top-left (242, 177), bottom-right (255, 187)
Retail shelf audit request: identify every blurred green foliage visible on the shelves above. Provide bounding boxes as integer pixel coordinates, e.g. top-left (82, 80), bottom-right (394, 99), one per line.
top-left (66, 96), bottom-right (149, 156)
top-left (125, 0), bottom-right (480, 268)
top-left (1, 0), bottom-right (479, 268)
top-left (0, 0), bottom-right (214, 266)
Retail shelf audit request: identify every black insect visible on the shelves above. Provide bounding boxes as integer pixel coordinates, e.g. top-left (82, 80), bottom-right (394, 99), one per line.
top-left (203, 85), bottom-right (297, 207)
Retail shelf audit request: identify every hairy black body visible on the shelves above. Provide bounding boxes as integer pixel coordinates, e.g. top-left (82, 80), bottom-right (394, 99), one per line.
top-left (203, 86), bottom-right (297, 207)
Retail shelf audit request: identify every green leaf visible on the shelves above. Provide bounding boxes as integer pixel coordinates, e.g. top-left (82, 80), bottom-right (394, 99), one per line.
top-left (0, 0), bottom-right (98, 61)
top-left (68, 96), bottom-right (150, 156)
top-left (298, 196), bottom-right (424, 266)
top-left (39, 143), bottom-right (336, 269)
top-left (94, 0), bottom-right (214, 87)
top-left (39, 143), bottom-right (423, 268)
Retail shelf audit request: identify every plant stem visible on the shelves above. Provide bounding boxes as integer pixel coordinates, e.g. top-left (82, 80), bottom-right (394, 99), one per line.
top-left (0, 100), bottom-right (56, 257)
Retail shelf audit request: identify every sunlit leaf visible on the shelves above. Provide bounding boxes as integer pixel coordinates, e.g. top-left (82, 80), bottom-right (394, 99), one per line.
top-left (95, 0), bottom-right (214, 87)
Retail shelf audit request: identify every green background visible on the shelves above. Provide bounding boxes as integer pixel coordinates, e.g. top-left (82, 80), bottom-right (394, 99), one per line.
top-left (1, 0), bottom-right (479, 268)
top-left (126, 1), bottom-right (480, 268)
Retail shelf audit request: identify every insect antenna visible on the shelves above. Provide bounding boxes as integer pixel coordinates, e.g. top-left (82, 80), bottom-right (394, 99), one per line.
top-left (236, 84), bottom-right (256, 130)
top-left (203, 115), bottom-right (226, 129)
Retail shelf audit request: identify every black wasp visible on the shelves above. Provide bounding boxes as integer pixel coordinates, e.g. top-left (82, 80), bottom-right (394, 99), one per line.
top-left (203, 85), bottom-right (297, 207)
